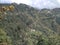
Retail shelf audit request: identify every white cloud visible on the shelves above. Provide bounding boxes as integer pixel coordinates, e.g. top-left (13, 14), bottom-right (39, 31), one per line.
top-left (11, 0), bottom-right (32, 5)
top-left (57, 0), bottom-right (60, 4)
top-left (0, 0), bottom-right (12, 3)
top-left (36, 0), bottom-right (60, 8)
top-left (31, 0), bottom-right (57, 8)
top-left (1, 0), bottom-right (60, 9)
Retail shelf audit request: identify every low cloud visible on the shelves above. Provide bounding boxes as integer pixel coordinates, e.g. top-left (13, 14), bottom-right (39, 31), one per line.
top-left (0, 0), bottom-right (12, 3)
top-left (0, 0), bottom-right (60, 9)
top-left (31, 0), bottom-right (60, 9)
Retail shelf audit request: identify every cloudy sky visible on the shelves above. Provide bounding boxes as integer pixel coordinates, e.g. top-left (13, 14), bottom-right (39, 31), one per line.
top-left (0, 0), bottom-right (60, 9)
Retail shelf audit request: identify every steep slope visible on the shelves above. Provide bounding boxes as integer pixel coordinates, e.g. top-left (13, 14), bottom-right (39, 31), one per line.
top-left (0, 3), bottom-right (60, 45)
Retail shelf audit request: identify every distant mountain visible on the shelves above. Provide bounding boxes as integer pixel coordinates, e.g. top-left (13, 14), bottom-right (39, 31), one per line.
top-left (0, 3), bottom-right (60, 45)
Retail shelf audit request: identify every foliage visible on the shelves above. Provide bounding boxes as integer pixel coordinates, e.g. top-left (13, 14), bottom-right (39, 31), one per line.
top-left (0, 3), bottom-right (60, 45)
top-left (0, 29), bottom-right (12, 45)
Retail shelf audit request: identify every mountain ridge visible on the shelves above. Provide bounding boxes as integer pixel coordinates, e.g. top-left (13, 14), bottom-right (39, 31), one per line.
top-left (0, 3), bottom-right (60, 45)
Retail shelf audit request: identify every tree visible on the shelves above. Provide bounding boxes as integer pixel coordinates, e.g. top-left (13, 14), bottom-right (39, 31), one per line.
top-left (9, 5), bottom-right (15, 11)
top-left (0, 29), bottom-right (12, 45)
top-left (37, 35), bottom-right (49, 45)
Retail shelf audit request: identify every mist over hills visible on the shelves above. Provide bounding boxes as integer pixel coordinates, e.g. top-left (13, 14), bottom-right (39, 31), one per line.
top-left (1, 0), bottom-right (60, 9)
top-left (0, 3), bottom-right (60, 45)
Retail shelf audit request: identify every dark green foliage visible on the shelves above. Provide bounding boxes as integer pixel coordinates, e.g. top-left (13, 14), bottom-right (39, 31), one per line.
top-left (0, 3), bottom-right (60, 45)
top-left (0, 29), bottom-right (12, 45)
top-left (56, 17), bottom-right (60, 24)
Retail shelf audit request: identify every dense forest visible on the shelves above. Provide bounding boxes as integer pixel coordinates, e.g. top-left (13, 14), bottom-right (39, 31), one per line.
top-left (0, 3), bottom-right (60, 45)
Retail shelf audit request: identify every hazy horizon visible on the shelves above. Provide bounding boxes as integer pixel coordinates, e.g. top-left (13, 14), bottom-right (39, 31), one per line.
top-left (0, 0), bottom-right (60, 9)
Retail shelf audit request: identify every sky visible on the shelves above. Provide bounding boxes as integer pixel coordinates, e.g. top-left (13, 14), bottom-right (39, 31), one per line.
top-left (0, 0), bottom-right (60, 9)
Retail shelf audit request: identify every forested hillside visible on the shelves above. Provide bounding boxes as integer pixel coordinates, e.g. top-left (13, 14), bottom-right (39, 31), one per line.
top-left (0, 3), bottom-right (60, 45)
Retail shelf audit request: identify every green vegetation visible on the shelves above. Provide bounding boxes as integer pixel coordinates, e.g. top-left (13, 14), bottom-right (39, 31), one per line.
top-left (0, 3), bottom-right (60, 45)
top-left (0, 29), bottom-right (12, 45)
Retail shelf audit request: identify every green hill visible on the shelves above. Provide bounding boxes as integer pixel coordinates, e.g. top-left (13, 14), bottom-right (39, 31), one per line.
top-left (0, 3), bottom-right (60, 45)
